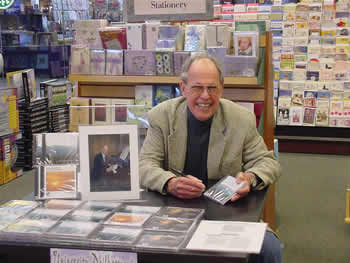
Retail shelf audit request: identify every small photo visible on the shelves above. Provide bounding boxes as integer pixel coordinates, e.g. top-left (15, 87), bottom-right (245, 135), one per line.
top-left (234, 32), bottom-right (258, 57)
top-left (44, 165), bottom-right (77, 198)
top-left (88, 134), bottom-right (131, 193)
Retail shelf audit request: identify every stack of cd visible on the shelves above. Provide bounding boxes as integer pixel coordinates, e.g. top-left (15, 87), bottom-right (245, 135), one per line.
top-left (17, 98), bottom-right (49, 170)
top-left (49, 104), bottom-right (69, 132)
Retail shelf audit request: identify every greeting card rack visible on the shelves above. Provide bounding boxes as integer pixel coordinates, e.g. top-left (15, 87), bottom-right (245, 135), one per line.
top-left (69, 32), bottom-right (277, 231)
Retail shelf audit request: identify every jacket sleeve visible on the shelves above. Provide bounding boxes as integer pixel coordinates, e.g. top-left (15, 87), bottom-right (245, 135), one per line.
top-left (139, 108), bottom-right (175, 194)
top-left (242, 112), bottom-right (281, 190)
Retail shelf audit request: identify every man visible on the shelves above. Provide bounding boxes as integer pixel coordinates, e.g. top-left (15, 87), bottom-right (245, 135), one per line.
top-left (139, 55), bottom-right (282, 263)
top-left (92, 145), bottom-right (113, 178)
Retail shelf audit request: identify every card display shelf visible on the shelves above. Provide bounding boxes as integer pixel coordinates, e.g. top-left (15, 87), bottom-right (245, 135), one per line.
top-left (68, 75), bottom-right (259, 86)
top-left (68, 32), bottom-right (276, 230)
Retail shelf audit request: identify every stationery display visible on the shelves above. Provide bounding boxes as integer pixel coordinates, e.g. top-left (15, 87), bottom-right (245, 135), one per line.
top-left (70, 22), bottom-right (262, 78)
top-left (274, 1), bottom-right (350, 127)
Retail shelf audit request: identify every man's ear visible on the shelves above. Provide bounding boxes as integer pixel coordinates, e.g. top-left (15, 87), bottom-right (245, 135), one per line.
top-left (179, 81), bottom-right (186, 97)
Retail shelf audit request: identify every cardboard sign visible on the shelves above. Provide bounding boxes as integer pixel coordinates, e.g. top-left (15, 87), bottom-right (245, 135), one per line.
top-left (125, 0), bottom-right (213, 22)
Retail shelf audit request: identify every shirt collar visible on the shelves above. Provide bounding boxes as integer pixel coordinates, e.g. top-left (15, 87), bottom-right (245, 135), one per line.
top-left (187, 107), bottom-right (213, 128)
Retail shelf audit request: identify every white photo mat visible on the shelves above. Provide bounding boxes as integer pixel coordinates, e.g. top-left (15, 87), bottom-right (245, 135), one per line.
top-left (79, 125), bottom-right (140, 201)
top-left (234, 31), bottom-right (259, 57)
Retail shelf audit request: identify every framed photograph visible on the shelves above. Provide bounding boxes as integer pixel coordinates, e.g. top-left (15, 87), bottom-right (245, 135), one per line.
top-left (234, 31), bottom-right (258, 57)
top-left (79, 125), bottom-right (140, 201)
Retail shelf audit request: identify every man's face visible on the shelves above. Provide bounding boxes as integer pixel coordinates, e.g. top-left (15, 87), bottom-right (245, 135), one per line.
top-left (180, 59), bottom-right (223, 121)
top-left (102, 146), bottom-right (109, 155)
top-left (239, 37), bottom-right (250, 51)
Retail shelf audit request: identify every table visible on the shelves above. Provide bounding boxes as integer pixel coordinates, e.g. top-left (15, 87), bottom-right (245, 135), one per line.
top-left (0, 182), bottom-right (267, 263)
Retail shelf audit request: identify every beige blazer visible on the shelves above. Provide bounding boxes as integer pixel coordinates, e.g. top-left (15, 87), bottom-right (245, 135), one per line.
top-left (139, 97), bottom-right (281, 194)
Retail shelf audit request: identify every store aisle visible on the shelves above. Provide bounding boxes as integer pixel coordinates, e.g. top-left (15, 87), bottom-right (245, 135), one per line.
top-left (277, 152), bottom-right (350, 263)
top-left (1, 152), bottom-right (350, 262)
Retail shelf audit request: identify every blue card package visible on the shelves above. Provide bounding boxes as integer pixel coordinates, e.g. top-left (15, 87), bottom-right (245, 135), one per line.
top-left (152, 85), bottom-right (174, 106)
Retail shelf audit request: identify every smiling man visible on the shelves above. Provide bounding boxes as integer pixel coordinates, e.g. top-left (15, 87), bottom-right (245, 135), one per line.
top-left (139, 55), bottom-right (282, 263)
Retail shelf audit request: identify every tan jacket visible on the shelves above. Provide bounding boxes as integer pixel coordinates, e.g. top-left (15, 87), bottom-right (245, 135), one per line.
top-left (139, 97), bottom-right (281, 194)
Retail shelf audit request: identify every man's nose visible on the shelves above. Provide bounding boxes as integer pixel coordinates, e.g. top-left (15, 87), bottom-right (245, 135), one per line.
top-left (200, 87), bottom-right (210, 98)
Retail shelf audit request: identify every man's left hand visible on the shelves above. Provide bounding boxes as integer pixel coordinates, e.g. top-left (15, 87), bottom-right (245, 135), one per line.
top-left (230, 172), bottom-right (253, 202)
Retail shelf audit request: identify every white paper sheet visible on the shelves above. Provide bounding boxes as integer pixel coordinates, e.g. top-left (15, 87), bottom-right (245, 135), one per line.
top-left (186, 220), bottom-right (267, 254)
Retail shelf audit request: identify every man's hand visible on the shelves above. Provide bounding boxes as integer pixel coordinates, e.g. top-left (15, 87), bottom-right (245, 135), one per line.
top-left (231, 172), bottom-right (253, 202)
top-left (167, 175), bottom-right (206, 199)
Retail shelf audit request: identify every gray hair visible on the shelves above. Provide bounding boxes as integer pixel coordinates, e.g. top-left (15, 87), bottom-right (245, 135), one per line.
top-left (180, 55), bottom-right (224, 84)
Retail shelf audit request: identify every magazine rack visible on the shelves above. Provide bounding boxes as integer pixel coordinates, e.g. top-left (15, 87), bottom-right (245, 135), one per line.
top-left (69, 32), bottom-right (276, 230)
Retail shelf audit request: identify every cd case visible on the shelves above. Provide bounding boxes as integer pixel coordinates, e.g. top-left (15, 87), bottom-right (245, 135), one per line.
top-left (25, 208), bottom-right (70, 221)
top-left (89, 225), bottom-right (142, 247)
top-left (105, 212), bottom-right (151, 227)
top-left (135, 231), bottom-right (187, 251)
top-left (46, 220), bottom-right (99, 239)
top-left (78, 201), bottom-right (121, 212)
top-left (43, 200), bottom-right (83, 210)
top-left (116, 205), bottom-right (161, 215)
top-left (204, 175), bottom-right (247, 205)
top-left (156, 207), bottom-right (205, 220)
top-left (143, 216), bottom-right (195, 233)
top-left (64, 210), bottom-right (112, 223)
top-left (36, 164), bottom-right (79, 200)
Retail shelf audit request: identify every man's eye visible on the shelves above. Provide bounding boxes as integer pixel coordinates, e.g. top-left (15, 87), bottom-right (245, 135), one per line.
top-left (208, 86), bottom-right (217, 90)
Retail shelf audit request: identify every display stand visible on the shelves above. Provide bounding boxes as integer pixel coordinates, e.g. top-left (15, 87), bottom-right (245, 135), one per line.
top-left (69, 32), bottom-right (277, 231)
top-left (276, 126), bottom-right (350, 155)
top-left (0, 187), bottom-right (267, 263)
top-left (346, 188), bottom-right (350, 224)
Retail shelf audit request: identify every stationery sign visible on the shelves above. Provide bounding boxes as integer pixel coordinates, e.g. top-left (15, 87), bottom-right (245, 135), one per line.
top-left (0, 0), bottom-right (15, 9)
top-left (125, 0), bottom-right (213, 22)
top-left (50, 248), bottom-right (137, 263)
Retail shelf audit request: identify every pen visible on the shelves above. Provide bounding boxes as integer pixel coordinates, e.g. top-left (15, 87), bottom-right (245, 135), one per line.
top-left (169, 167), bottom-right (186, 177)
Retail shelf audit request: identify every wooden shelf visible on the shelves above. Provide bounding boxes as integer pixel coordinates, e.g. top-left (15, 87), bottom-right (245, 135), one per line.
top-left (68, 74), bottom-right (258, 86)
